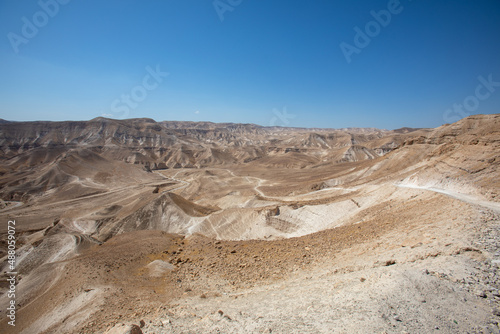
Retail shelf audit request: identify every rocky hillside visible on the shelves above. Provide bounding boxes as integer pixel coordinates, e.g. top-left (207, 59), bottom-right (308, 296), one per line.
top-left (0, 117), bottom-right (414, 171)
top-left (0, 114), bottom-right (499, 333)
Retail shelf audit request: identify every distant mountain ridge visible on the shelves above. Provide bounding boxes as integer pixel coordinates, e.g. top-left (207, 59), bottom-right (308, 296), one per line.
top-left (1, 115), bottom-right (498, 173)
top-left (0, 117), bottom-right (415, 170)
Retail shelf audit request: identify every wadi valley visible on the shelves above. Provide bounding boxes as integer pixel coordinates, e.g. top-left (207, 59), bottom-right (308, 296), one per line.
top-left (0, 114), bottom-right (499, 333)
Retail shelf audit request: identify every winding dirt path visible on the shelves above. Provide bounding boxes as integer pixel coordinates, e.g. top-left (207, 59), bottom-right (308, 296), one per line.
top-left (397, 183), bottom-right (500, 212)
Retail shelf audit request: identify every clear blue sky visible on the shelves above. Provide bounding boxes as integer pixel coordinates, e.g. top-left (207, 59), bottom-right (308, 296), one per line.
top-left (1, 0), bottom-right (499, 129)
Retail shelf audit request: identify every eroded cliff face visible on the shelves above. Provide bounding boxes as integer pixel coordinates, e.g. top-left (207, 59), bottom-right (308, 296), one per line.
top-left (0, 117), bottom-right (411, 171)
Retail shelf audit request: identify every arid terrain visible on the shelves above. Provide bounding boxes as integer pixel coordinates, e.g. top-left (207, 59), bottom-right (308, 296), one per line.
top-left (0, 114), bottom-right (499, 333)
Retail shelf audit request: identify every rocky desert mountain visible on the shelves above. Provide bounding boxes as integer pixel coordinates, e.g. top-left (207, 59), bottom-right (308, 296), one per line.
top-left (0, 114), bottom-right (499, 333)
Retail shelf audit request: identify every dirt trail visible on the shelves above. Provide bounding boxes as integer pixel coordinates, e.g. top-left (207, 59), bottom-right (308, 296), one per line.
top-left (0, 201), bottom-right (23, 212)
top-left (154, 171), bottom-right (190, 193)
top-left (242, 173), bottom-right (356, 202)
top-left (397, 183), bottom-right (500, 212)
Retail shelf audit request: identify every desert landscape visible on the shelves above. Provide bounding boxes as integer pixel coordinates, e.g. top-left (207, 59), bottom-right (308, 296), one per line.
top-left (0, 114), bottom-right (498, 333)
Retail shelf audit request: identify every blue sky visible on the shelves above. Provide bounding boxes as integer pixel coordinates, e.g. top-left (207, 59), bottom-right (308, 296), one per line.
top-left (1, 0), bottom-right (499, 129)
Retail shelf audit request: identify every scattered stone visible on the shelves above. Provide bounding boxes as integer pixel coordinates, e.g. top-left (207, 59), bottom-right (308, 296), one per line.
top-left (268, 206), bottom-right (280, 216)
top-left (139, 320), bottom-right (145, 328)
top-left (477, 290), bottom-right (488, 298)
top-left (385, 260), bottom-right (396, 266)
top-left (493, 308), bottom-right (500, 317)
top-left (146, 260), bottom-right (175, 277)
top-left (360, 277), bottom-right (366, 282)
